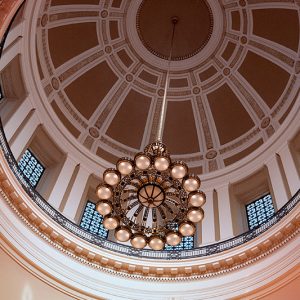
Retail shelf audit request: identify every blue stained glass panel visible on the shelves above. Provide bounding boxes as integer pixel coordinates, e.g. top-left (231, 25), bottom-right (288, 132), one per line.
top-left (246, 194), bottom-right (275, 230)
top-left (18, 149), bottom-right (45, 188)
top-left (80, 201), bottom-right (108, 238)
top-left (164, 223), bottom-right (194, 250)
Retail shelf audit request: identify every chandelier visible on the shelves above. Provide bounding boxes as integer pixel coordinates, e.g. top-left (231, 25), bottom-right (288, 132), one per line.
top-left (96, 17), bottom-right (206, 250)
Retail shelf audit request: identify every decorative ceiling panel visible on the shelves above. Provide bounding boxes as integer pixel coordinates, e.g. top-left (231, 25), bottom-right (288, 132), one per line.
top-left (106, 89), bottom-right (152, 149)
top-left (64, 61), bottom-right (118, 119)
top-left (163, 100), bottom-right (200, 154)
top-left (238, 51), bottom-right (291, 109)
top-left (252, 8), bottom-right (299, 52)
top-left (48, 22), bottom-right (98, 68)
top-left (207, 83), bottom-right (255, 145)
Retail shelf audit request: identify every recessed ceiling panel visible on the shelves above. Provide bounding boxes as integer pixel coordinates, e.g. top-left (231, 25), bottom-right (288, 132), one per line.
top-left (48, 22), bottom-right (98, 67)
top-left (106, 89), bottom-right (152, 149)
top-left (252, 8), bottom-right (299, 52)
top-left (199, 66), bottom-right (217, 82)
top-left (207, 83), bottom-right (254, 145)
top-left (117, 49), bottom-right (133, 68)
top-left (163, 100), bottom-right (200, 154)
top-left (238, 51), bottom-right (290, 108)
top-left (64, 61), bottom-right (118, 119)
top-left (231, 11), bottom-right (240, 31)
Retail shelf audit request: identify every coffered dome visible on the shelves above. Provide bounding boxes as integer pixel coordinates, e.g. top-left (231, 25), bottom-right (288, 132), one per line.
top-left (33, 0), bottom-right (300, 174)
top-left (0, 1), bottom-right (300, 299)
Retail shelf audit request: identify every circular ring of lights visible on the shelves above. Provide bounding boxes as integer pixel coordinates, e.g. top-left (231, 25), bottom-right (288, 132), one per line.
top-left (97, 141), bottom-right (206, 249)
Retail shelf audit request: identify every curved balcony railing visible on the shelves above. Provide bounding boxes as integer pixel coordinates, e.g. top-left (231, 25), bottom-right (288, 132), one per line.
top-left (0, 120), bottom-right (299, 260)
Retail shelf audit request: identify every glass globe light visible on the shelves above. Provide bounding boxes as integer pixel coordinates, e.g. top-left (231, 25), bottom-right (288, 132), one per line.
top-left (188, 191), bottom-right (206, 207)
top-left (96, 201), bottom-right (112, 216)
top-left (96, 184), bottom-right (113, 200)
top-left (183, 175), bottom-right (201, 192)
top-left (115, 226), bottom-right (132, 242)
top-left (148, 235), bottom-right (165, 250)
top-left (117, 158), bottom-right (133, 175)
top-left (171, 162), bottom-right (188, 179)
top-left (103, 169), bottom-right (121, 186)
top-left (187, 207), bottom-right (204, 223)
top-left (134, 153), bottom-right (151, 170)
top-left (130, 234), bottom-right (147, 249)
top-left (103, 215), bottom-right (119, 230)
top-left (179, 221), bottom-right (196, 237)
top-left (166, 231), bottom-right (182, 246)
top-left (154, 156), bottom-right (170, 171)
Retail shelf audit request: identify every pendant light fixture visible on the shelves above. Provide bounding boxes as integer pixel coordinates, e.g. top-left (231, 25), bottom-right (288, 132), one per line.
top-left (96, 17), bottom-right (206, 250)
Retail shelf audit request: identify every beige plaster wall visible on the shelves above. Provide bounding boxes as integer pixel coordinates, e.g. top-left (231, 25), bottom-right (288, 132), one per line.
top-left (0, 248), bottom-right (75, 300)
top-left (233, 265), bottom-right (300, 300)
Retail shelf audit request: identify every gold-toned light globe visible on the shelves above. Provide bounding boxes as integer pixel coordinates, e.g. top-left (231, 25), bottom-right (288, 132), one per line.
top-left (187, 207), bottom-right (204, 223)
top-left (104, 169), bottom-right (120, 186)
top-left (117, 158), bottom-right (133, 175)
top-left (130, 234), bottom-right (147, 249)
top-left (183, 175), bottom-right (201, 192)
top-left (103, 215), bottom-right (119, 230)
top-left (171, 162), bottom-right (188, 179)
top-left (154, 156), bottom-right (170, 171)
top-left (148, 236), bottom-right (165, 250)
top-left (166, 231), bottom-right (182, 246)
top-left (96, 184), bottom-right (113, 200)
top-left (188, 191), bottom-right (206, 207)
top-left (179, 221), bottom-right (196, 237)
top-left (135, 153), bottom-right (151, 170)
top-left (96, 201), bottom-right (112, 216)
top-left (115, 226), bottom-right (132, 242)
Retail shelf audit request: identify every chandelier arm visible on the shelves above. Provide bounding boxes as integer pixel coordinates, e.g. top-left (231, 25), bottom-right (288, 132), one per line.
top-left (156, 18), bottom-right (178, 142)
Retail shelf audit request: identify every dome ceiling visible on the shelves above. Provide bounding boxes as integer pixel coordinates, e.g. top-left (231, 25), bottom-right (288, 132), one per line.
top-left (35, 0), bottom-right (300, 174)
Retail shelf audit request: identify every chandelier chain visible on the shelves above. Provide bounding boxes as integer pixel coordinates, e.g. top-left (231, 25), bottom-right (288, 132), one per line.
top-left (156, 17), bottom-right (178, 142)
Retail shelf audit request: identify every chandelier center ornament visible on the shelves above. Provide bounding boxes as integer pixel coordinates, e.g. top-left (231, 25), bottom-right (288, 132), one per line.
top-left (96, 17), bottom-right (206, 250)
top-left (138, 183), bottom-right (165, 208)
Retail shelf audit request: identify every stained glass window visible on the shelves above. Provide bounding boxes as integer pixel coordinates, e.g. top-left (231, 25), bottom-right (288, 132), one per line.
top-left (246, 194), bottom-right (275, 230)
top-left (18, 149), bottom-right (45, 188)
top-left (164, 223), bottom-right (194, 250)
top-left (80, 201), bottom-right (108, 238)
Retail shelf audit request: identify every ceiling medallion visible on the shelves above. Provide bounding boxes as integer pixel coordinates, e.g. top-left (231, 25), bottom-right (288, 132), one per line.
top-left (96, 17), bottom-right (206, 250)
top-left (136, 0), bottom-right (213, 61)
